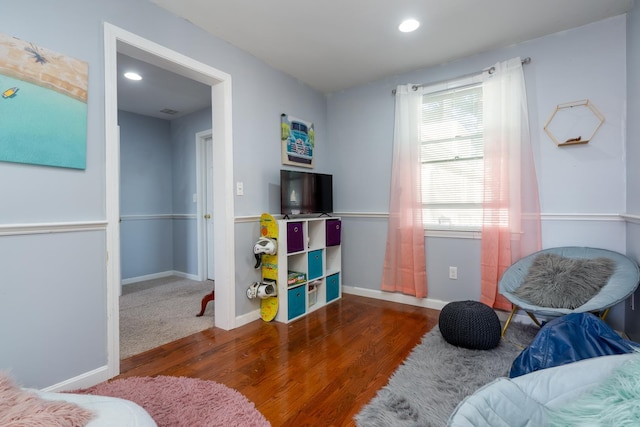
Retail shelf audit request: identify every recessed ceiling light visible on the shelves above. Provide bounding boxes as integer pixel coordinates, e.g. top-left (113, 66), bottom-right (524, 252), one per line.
top-left (399, 19), bottom-right (420, 33)
top-left (124, 72), bottom-right (142, 81)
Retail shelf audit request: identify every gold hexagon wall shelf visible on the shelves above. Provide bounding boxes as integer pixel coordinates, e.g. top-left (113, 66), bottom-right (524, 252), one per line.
top-left (543, 99), bottom-right (605, 147)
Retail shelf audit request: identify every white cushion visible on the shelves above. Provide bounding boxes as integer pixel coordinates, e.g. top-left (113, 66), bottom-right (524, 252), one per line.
top-left (31, 389), bottom-right (157, 427)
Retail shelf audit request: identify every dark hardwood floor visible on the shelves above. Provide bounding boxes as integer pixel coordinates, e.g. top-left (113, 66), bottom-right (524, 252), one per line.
top-left (119, 293), bottom-right (439, 426)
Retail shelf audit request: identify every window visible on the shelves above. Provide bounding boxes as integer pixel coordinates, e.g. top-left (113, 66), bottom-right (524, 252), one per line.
top-left (420, 81), bottom-right (483, 230)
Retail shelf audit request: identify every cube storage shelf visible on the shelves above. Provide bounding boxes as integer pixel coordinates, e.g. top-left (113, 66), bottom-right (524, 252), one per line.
top-left (275, 217), bottom-right (342, 323)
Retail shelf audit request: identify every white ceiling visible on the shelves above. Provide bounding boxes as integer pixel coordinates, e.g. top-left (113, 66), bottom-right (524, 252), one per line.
top-left (119, 0), bottom-right (633, 118)
top-left (117, 53), bottom-right (211, 120)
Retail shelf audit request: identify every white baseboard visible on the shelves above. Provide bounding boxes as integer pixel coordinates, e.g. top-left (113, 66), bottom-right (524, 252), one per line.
top-left (343, 285), bottom-right (536, 327)
top-left (235, 309), bottom-right (261, 327)
top-left (342, 285), bottom-right (449, 311)
top-left (49, 288), bottom-right (536, 392)
top-left (41, 366), bottom-right (111, 392)
top-left (121, 270), bottom-right (199, 285)
top-left (172, 270), bottom-right (200, 281)
top-left (238, 284), bottom-right (536, 331)
top-left (44, 308), bottom-right (259, 392)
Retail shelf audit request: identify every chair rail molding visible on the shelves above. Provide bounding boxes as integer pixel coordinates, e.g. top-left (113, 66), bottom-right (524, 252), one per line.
top-left (120, 214), bottom-right (197, 221)
top-left (0, 220), bottom-right (107, 236)
top-left (621, 214), bottom-right (640, 225)
top-left (232, 212), bottom-right (624, 225)
top-left (542, 213), bottom-right (622, 222)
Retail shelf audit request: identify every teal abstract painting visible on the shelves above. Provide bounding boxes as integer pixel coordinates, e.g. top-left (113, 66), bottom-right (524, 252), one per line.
top-left (0, 33), bottom-right (88, 169)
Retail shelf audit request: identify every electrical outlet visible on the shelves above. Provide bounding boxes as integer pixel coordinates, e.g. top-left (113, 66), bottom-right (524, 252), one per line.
top-left (449, 266), bottom-right (458, 280)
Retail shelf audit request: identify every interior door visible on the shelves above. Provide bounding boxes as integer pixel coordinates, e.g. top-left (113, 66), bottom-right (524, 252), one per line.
top-left (205, 136), bottom-right (215, 280)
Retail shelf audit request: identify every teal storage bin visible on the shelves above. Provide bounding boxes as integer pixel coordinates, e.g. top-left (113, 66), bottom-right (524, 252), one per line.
top-left (326, 273), bottom-right (340, 302)
top-left (308, 249), bottom-right (323, 280)
top-left (288, 285), bottom-right (306, 320)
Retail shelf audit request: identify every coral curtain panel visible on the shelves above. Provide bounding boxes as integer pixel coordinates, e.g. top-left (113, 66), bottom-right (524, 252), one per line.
top-left (480, 58), bottom-right (541, 310)
top-left (381, 85), bottom-right (428, 298)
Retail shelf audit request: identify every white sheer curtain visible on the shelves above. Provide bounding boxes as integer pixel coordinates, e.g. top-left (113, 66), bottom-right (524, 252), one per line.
top-left (480, 57), bottom-right (541, 310)
top-left (381, 85), bottom-right (427, 298)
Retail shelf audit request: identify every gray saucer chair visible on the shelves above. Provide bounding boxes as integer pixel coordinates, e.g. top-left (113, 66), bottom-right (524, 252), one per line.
top-left (499, 247), bottom-right (640, 336)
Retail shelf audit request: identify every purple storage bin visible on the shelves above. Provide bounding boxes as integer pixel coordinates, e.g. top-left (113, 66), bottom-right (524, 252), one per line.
top-left (326, 219), bottom-right (341, 246)
top-left (287, 222), bottom-right (304, 253)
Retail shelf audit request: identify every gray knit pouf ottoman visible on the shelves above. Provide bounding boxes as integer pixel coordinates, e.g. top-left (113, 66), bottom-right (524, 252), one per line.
top-left (439, 300), bottom-right (501, 350)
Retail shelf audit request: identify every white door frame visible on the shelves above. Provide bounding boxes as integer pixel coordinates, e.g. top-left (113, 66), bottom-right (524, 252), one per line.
top-left (196, 130), bottom-right (214, 281)
top-left (103, 23), bottom-right (236, 378)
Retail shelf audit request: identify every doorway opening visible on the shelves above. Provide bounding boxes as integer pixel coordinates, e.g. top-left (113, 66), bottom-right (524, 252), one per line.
top-left (104, 23), bottom-right (236, 378)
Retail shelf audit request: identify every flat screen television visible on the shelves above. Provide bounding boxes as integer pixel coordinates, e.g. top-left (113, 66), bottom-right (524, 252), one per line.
top-left (280, 170), bottom-right (333, 216)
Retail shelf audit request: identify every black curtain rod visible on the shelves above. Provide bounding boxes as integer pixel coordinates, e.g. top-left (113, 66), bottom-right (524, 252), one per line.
top-left (391, 57), bottom-right (531, 95)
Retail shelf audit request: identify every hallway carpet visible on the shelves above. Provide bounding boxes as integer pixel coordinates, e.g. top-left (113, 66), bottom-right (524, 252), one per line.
top-left (120, 276), bottom-right (213, 358)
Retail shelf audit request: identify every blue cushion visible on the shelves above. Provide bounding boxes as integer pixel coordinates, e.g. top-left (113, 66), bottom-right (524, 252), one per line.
top-left (510, 313), bottom-right (638, 378)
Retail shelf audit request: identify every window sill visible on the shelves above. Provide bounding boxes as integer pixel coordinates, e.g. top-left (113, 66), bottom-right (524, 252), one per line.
top-left (424, 228), bottom-right (481, 239)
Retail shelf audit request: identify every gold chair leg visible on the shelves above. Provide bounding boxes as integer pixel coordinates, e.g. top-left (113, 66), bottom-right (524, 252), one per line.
top-left (501, 305), bottom-right (518, 337)
top-left (599, 308), bottom-right (611, 320)
top-left (526, 311), bottom-right (542, 327)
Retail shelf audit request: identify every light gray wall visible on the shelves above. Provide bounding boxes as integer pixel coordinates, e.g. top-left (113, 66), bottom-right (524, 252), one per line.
top-left (0, 231), bottom-right (106, 388)
top-left (328, 16), bottom-right (629, 329)
top-left (626, 225), bottom-right (640, 340)
top-left (170, 108), bottom-right (212, 275)
top-left (1, 0), bottom-right (634, 390)
top-left (120, 107), bottom-right (214, 280)
top-left (0, 0), bottom-right (325, 389)
top-left (120, 219), bottom-right (174, 278)
top-left (627, 2), bottom-right (640, 215)
top-left (626, 2), bottom-right (640, 340)
top-left (171, 108), bottom-right (212, 215)
top-left (119, 111), bottom-right (173, 279)
top-left (235, 222), bottom-right (263, 316)
top-left (119, 112), bottom-right (173, 215)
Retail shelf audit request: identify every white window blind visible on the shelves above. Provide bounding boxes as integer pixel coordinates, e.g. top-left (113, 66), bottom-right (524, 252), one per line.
top-left (421, 83), bottom-right (483, 230)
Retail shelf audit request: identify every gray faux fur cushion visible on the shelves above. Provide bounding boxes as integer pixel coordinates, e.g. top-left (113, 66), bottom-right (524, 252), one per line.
top-left (513, 253), bottom-right (616, 309)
